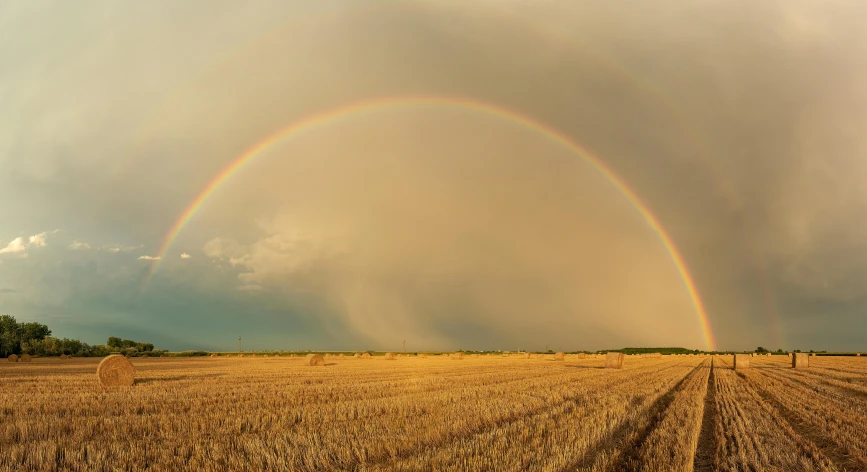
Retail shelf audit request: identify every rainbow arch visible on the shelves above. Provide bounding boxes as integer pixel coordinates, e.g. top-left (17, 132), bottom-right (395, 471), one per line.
top-left (144, 95), bottom-right (716, 350)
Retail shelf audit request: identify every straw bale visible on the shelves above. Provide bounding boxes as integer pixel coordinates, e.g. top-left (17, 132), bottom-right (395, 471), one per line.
top-left (605, 352), bottom-right (624, 369)
top-left (97, 354), bottom-right (135, 387)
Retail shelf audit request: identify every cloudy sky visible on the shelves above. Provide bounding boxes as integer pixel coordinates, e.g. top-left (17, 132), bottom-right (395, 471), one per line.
top-left (2, 0), bottom-right (865, 352)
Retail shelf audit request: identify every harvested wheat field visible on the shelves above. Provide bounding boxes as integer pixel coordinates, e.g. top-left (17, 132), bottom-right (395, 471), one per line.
top-left (2, 355), bottom-right (867, 471)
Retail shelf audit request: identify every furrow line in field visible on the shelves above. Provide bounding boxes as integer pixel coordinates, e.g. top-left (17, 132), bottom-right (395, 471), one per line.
top-left (355, 360), bottom-right (701, 472)
top-left (693, 356), bottom-right (718, 472)
top-left (744, 369), bottom-right (867, 470)
top-left (561, 360), bottom-right (704, 472)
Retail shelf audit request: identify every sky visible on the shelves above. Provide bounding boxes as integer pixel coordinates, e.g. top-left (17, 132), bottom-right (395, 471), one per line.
top-left (1, 0), bottom-right (866, 352)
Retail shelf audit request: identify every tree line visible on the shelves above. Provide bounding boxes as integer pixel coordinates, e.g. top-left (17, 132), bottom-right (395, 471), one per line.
top-left (0, 314), bottom-right (158, 357)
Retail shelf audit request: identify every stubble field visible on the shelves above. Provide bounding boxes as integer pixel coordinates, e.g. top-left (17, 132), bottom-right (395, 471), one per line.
top-left (2, 354), bottom-right (866, 471)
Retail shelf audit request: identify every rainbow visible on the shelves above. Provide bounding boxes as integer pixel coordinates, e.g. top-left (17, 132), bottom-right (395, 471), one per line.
top-left (144, 96), bottom-right (716, 350)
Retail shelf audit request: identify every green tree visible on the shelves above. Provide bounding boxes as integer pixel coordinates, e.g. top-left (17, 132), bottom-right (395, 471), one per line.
top-left (0, 314), bottom-right (20, 355)
top-left (107, 337), bottom-right (122, 348)
top-left (756, 347), bottom-right (768, 353)
top-left (19, 322), bottom-right (51, 342)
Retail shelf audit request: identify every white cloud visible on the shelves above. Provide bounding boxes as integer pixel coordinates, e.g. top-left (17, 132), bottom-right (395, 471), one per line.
top-left (138, 255), bottom-right (161, 261)
top-left (104, 244), bottom-right (142, 253)
top-left (203, 238), bottom-right (223, 258)
top-left (229, 256), bottom-right (250, 267)
top-left (0, 237), bottom-right (26, 254)
top-left (28, 232), bottom-right (48, 247)
top-left (180, 253), bottom-right (191, 259)
top-left (69, 241), bottom-right (91, 250)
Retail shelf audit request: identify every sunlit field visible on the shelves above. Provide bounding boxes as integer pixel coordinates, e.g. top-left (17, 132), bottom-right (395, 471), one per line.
top-left (3, 354), bottom-right (867, 471)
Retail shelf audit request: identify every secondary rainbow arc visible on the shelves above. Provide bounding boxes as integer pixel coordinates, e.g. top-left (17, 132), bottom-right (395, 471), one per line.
top-left (144, 95), bottom-right (717, 350)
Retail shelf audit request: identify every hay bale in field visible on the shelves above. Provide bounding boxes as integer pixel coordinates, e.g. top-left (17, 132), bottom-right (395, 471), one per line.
top-left (362, 353), bottom-right (371, 359)
top-left (524, 353), bottom-right (531, 359)
top-left (19, 354), bottom-right (31, 362)
top-left (140, 354), bottom-right (149, 359)
top-left (97, 354), bottom-right (135, 387)
top-left (733, 354), bottom-right (750, 369)
top-left (766, 353), bottom-right (772, 357)
top-left (210, 354), bottom-right (217, 357)
top-left (354, 353), bottom-right (361, 358)
top-left (305, 354), bottom-right (325, 366)
top-left (339, 353), bottom-right (345, 358)
top-left (792, 353), bottom-right (809, 369)
top-left (605, 352), bottom-right (624, 369)
top-left (238, 354), bottom-right (244, 358)
top-left (857, 353), bottom-right (861, 357)
top-left (553, 352), bottom-right (565, 361)
top-left (810, 353), bottom-right (816, 357)
top-left (8, 354), bottom-right (18, 362)
top-left (452, 352), bottom-right (464, 360)
top-left (384, 352), bottom-right (396, 360)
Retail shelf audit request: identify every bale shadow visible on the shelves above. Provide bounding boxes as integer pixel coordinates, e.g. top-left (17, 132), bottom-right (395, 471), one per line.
top-left (137, 373), bottom-right (225, 384)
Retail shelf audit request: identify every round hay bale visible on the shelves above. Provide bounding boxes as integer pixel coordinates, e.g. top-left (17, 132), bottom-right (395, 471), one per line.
top-left (452, 352), bottom-right (464, 360)
top-left (97, 354), bottom-right (135, 387)
top-left (354, 353), bottom-right (361, 358)
top-left (140, 354), bottom-right (149, 359)
top-left (554, 352), bottom-right (565, 361)
top-left (20, 354), bottom-right (32, 363)
top-left (210, 353), bottom-right (217, 357)
top-left (305, 354), bottom-right (325, 366)
top-left (339, 353), bottom-right (345, 358)
top-left (238, 354), bottom-right (244, 358)
top-left (384, 352), bottom-right (396, 360)
top-left (362, 352), bottom-right (371, 359)
top-left (8, 354), bottom-right (18, 362)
